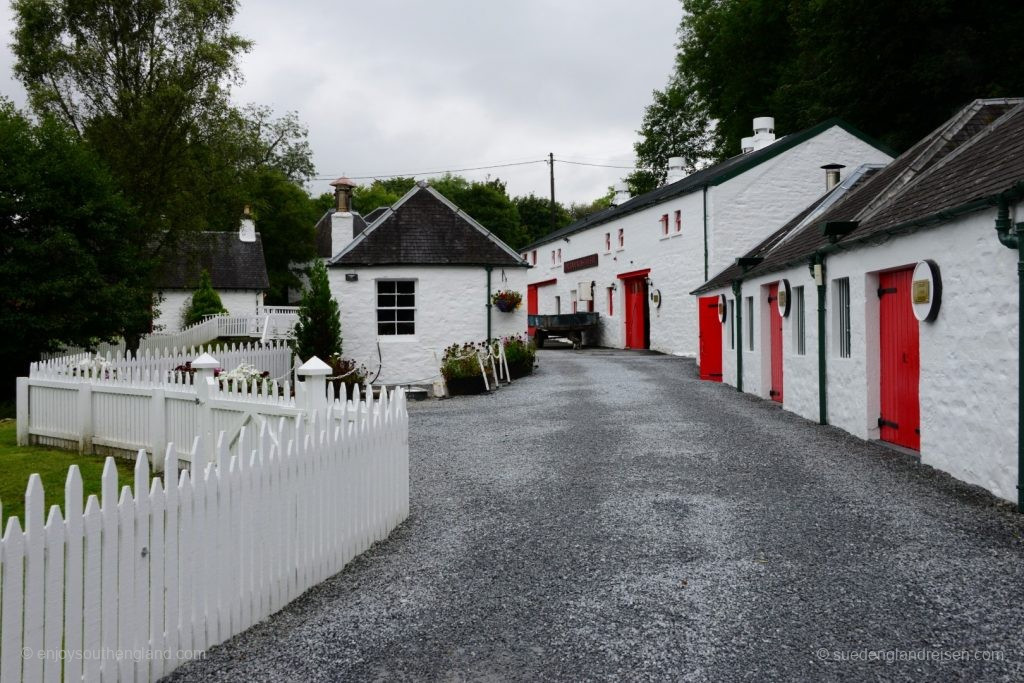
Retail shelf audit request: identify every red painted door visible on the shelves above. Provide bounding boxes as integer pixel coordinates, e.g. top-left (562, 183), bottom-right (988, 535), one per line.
top-left (767, 283), bottom-right (783, 402)
top-left (698, 296), bottom-right (723, 382)
top-left (624, 278), bottom-right (648, 349)
top-left (527, 284), bottom-right (539, 336)
top-left (879, 269), bottom-right (920, 450)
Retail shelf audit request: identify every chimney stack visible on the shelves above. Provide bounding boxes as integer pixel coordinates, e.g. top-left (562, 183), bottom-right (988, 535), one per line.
top-left (611, 181), bottom-right (631, 206)
top-left (329, 176), bottom-right (357, 257)
top-left (743, 117), bottom-right (776, 154)
top-left (822, 163), bottom-right (845, 191)
top-left (665, 157), bottom-right (686, 184)
top-left (238, 204), bottom-right (256, 242)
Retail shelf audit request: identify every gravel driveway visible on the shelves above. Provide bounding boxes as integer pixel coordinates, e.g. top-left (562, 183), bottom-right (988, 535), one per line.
top-left (167, 349), bottom-right (1024, 681)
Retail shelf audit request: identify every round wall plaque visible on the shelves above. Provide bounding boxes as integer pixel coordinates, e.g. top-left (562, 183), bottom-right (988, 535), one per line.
top-left (911, 259), bottom-right (941, 322)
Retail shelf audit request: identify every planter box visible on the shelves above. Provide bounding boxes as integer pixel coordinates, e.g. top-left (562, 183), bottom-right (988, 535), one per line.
top-left (508, 360), bottom-right (535, 380)
top-left (445, 375), bottom-right (490, 396)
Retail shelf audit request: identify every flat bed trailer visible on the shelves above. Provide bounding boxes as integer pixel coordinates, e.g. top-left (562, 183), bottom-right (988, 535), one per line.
top-left (528, 312), bottom-right (600, 349)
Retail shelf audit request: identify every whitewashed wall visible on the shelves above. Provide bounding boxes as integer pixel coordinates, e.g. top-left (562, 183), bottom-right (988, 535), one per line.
top-left (155, 290), bottom-right (264, 333)
top-left (701, 205), bottom-right (1020, 503)
top-left (528, 124), bottom-right (892, 357)
top-left (328, 265), bottom-right (528, 385)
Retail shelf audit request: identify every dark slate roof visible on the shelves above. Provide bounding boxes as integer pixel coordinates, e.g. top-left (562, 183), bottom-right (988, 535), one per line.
top-left (314, 210), bottom-right (369, 258)
top-left (156, 232), bottom-right (270, 290)
top-left (363, 207), bottom-right (388, 225)
top-left (693, 98), bottom-right (1024, 294)
top-left (330, 184), bottom-right (528, 267)
top-left (521, 118), bottom-right (893, 251)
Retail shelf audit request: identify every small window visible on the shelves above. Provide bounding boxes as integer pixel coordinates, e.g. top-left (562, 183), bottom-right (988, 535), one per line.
top-left (555, 295), bottom-right (561, 314)
top-left (607, 287), bottom-right (614, 316)
top-left (675, 210), bottom-right (682, 232)
top-left (570, 289), bottom-right (577, 313)
top-left (377, 280), bottom-right (416, 336)
top-left (834, 277), bottom-right (851, 358)
top-left (557, 248), bottom-right (562, 264)
top-left (618, 228), bottom-right (624, 248)
top-left (746, 296), bottom-right (754, 351)
top-left (660, 214), bottom-right (669, 235)
top-left (604, 233), bottom-right (611, 252)
top-left (728, 299), bottom-right (735, 350)
top-left (551, 250), bottom-right (556, 265)
top-left (795, 286), bottom-right (806, 355)
top-left (531, 250), bottom-right (537, 265)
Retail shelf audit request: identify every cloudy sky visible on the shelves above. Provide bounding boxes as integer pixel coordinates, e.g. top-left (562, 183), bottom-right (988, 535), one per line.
top-left (0, 0), bottom-right (682, 204)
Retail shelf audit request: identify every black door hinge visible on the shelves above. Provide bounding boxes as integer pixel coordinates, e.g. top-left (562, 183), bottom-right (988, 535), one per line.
top-left (878, 417), bottom-right (899, 429)
top-left (877, 287), bottom-right (898, 298)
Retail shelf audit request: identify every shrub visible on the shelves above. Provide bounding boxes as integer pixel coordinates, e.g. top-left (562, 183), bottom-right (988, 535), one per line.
top-left (500, 334), bottom-right (536, 378)
top-left (441, 342), bottom-right (491, 382)
top-left (293, 260), bottom-right (342, 362)
top-left (327, 354), bottom-right (368, 399)
top-left (182, 270), bottom-right (227, 327)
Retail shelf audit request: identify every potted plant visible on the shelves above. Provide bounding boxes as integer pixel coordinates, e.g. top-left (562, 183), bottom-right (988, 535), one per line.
top-left (501, 334), bottom-right (537, 379)
top-left (327, 354), bottom-right (368, 399)
top-left (441, 342), bottom-right (494, 396)
top-left (491, 289), bottom-right (523, 313)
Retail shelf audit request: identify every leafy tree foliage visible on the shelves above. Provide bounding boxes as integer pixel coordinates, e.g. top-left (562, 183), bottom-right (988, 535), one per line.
top-left (293, 261), bottom-right (342, 362)
top-left (182, 271), bottom-right (226, 327)
top-left (637, 0), bottom-right (1024, 168)
top-left (569, 191), bottom-right (614, 222)
top-left (514, 193), bottom-right (572, 246)
top-left (248, 169), bottom-right (318, 305)
top-left (0, 102), bottom-right (152, 379)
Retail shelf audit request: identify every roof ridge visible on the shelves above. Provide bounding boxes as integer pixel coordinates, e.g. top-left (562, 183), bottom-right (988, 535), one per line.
top-left (421, 186), bottom-right (526, 263)
top-left (855, 99), bottom-right (1024, 223)
top-left (328, 184), bottom-right (423, 264)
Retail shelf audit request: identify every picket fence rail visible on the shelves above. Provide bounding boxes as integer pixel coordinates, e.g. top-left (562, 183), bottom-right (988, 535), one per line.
top-left (1, 381), bottom-right (409, 683)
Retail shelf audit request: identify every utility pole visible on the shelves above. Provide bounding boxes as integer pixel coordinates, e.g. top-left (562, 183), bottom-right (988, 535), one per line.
top-left (548, 152), bottom-right (556, 231)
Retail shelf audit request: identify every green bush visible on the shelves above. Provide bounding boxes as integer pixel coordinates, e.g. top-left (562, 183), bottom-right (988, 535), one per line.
top-left (293, 260), bottom-right (342, 362)
top-left (501, 334), bottom-right (536, 378)
top-left (441, 342), bottom-right (489, 382)
top-left (182, 270), bottom-right (227, 327)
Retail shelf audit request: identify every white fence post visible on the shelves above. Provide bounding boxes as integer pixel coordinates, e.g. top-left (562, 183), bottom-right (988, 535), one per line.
top-left (77, 378), bottom-right (92, 454)
top-left (151, 387), bottom-right (167, 470)
top-left (297, 357), bottom-right (331, 426)
top-left (16, 376), bottom-right (28, 446)
top-left (193, 352), bottom-right (220, 467)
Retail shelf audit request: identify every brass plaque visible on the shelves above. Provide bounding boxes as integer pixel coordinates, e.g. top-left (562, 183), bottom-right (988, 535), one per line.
top-left (777, 290), bottom-right (787, 309)
top-left (912, 279), bottom-right (930, 304)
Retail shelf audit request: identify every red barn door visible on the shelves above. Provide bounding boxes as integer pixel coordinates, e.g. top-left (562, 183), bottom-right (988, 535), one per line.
top-left (698, 296), bottom-right (723, 381)
top-left (622, 275), bottom-right (649, 349)
top-left (879, 269), bottom-right (920, 450)
top-left (527, 284), bottom-right (539, 335)
top-left (767, 283), bottom-right (783, 403)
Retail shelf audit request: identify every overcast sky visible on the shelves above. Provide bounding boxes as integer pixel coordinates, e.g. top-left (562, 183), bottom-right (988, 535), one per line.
top-left (0, 0), bottom-right (682, 204)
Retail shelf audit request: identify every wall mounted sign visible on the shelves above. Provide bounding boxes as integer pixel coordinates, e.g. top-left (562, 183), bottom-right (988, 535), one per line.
top-left (911, 259), bottom-right (941, 322)
top-left (564, 253), bottom-right (599, 273)
top-left (717, 294), bottom-right (727, 322)
top-left (777, 279), bottom-right (791, 317)
top-left (650, 289), bottom-right (662, 309)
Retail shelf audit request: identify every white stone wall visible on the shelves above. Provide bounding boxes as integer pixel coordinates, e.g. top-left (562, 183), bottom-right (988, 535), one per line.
top-left (703, 205), bottom-right (1020, 503)
top-left (527, 124), bottom-right (892, 357)
top-left (154, 289), bottom-right (263, 332)
top-left (328, 265), bottom-right (528, 385)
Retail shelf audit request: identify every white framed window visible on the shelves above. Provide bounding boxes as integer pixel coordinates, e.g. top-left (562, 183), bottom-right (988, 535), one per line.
top-left (604, 232), bottom-right (611, 252)
top-left (376, 280), bottom-right (416, 335)
top-left (618, 228), bottom-right (624, 248)
top-left (746, 296), bottom-right (754, 350)
top-left (675, 210), bottom-right (682, 232)
top-left (833, 277), bottom-right (851, 358)
top-left (795, 286), bottom-right (806, 355)
top-left (660, 214), bottom-right (669, 235)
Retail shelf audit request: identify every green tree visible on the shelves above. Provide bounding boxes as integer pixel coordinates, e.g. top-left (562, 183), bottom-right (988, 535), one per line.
top-left (0, 101), bottom-right (151, 383)
top-left (293, 261), bottom-right (342, 362)
top-left (248, 169), bottom-right (318, 304)
top-left (514, 193), bottom-right (571, 245)
top-left (632, 75), bottom-right (714, 182)
top-left (182, 271), bottom-right (226, 327)
top-left (569, 191), bottom-right (614, 222)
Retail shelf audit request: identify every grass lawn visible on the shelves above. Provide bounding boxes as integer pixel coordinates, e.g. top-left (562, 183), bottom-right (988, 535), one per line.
top-left (0, 420), bottom-right (136, 529)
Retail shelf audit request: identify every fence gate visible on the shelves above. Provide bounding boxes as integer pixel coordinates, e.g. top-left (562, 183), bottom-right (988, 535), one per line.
top-left (879, 268), bottom-right (920, 450)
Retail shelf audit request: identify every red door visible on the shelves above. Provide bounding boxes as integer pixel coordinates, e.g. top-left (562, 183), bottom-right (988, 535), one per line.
top-left (698, 296), bottom-right (723, 382)
top-left (527, 284), bottom-right (539, 336)
top-left (879, 269), bottom-right (920, 450)
top-left (767, 283), bottom-right (783, 402)
top-left (623, 277), bottom-right (648, 349)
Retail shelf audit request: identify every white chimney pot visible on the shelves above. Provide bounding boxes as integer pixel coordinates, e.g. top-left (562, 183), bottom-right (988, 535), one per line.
top-left (239, 216), bottom-right (256, 242)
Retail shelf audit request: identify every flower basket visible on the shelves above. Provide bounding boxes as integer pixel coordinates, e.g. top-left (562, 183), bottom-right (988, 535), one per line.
top-left (491, 289), bottom-right (522, 313)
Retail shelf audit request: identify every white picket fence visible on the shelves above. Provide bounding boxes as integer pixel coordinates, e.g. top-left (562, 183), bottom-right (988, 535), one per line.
top-left (31, 341), bottom-right (295, 388)
top-left (0, 382), bottom-right (409, 682)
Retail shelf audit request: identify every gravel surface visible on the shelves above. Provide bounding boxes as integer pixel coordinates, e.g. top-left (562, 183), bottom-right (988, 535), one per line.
top-left (166, 349), bottom-right (1024, 682)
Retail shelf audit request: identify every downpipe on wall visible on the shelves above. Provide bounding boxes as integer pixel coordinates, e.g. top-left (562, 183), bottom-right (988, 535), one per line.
top-left (485, 266), bottom-right (493, 341)
top-left (732, 279), bottom-right (743, 392)
top-left (994, 194), bottom-right (1024, 513)
top-left (811, 252), bottom-right (828, 425)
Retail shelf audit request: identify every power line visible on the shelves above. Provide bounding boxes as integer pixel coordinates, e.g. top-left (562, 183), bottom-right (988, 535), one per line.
top-left (555, 159), bottom-right (643, 170)
top-left (313, 158), bottom-right (547, 181)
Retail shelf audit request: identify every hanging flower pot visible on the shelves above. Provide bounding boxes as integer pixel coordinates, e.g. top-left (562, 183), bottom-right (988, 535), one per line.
top-left (491, 289), bottom-right (522, 313)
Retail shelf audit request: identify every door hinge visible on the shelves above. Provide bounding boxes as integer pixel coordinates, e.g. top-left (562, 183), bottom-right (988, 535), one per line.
top-left (710, 373), bottom-right (723, 378)
top-left (877, 287), bottom-right (898, 298)
top-left (767, 296), bottom-right (776, 303)
top-left (769, 389), bottom-right (779, 397)
top-left (878, 416), bottom-right (899, 429)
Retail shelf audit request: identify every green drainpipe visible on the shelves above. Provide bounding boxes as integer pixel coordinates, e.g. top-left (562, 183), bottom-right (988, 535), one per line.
top-left (813, 252), bottom-right (829, 426)
top-left (485, 266), bottom-right (493, 341)
top-left (994, 195), bottom-right (1023, 512)
top-left (703, 186), bottom-right (710, 281)
top-left (732, 279), bottom-right (743, 392)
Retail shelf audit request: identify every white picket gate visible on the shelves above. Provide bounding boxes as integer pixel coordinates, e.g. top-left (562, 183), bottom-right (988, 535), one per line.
top-left (0, 383), bottom-right (409, 683)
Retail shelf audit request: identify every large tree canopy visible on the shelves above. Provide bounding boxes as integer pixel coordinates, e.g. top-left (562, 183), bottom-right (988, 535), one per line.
top-left (636, 0), bottom-right (1024, 174)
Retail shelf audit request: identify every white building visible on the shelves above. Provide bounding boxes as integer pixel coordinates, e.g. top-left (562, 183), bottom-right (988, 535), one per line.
top-left (693, 98), bottom-right (1024, 506)
top-left (153, 211), bottom-right (268, 332)
top-left (322, 179), bottom-right (529, 386)
top-left (520, 117), bottom-right (893, 356)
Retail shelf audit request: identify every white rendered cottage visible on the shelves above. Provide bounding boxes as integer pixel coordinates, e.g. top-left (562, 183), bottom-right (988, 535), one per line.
top-left (322, 179), bottom-right (529, 386)
top-left (520, 117), bottom-right (893, 357)
top-left (153, 211), bottom-right (269, 332)
top-left (693, 98), bottom-right (1024, 505)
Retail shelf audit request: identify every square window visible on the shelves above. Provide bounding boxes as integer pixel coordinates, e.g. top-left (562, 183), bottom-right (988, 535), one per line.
top-left (660, 214), bottom-right (669, 235)
top-left (605, 233), bottom-right (611, 251)
top-left (376, 280), bottom-right (415, 335)
top-left (675, 210), bottom-right (682, 232)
